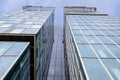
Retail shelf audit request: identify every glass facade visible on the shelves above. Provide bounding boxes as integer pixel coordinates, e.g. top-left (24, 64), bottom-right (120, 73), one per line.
top-left (64, 6), bottom-right (120, 80)
top-left (0, 6), bottom-right (54, 80)
top-left (0, 42), bottom-right (30, 80)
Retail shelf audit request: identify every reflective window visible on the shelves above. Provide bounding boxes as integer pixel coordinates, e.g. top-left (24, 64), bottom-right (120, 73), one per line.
top-left (86, 36), bottom-right (100, 43)
top-left (82, 30), bottom-right (93, 35)
top-left (111, 31), bottom-right (120, 36)
top-left (24, 22), bottom-right (33, 24)
top-left (32, 22), bottom-right (43, 25)
top-left (79, 25), bottom-right (88, 29)
top-left (70, 25), bottom-right (79, 29)
top-left (78, 44), bottom-right (96, 57)
top-left (74, 36), bottom-right (87, 43)
top-left (83, 58), bottom-right (111, 80)
top-left (10, 29), bottom-right (24, 33)
top-left (106, 45), bottom-right (120, 58)
top-left (91, 30), bottom-right (102, 35)
top-left (6, 20), bottom-right (21, 24)
top-left (96, 36), bottom-right (113, 44)
top-left (101, 31), bottom-right (114, 36)
top-left (31, 25), bottom-right (41, 29)
top-left (108, 36), bottom-right (120, 44)
top-left (15, 24), bottom-right (32, 28)
top-left (0, 42), bottom-right (13, 55)
top-left (71, 29), bottom-right (82, 35)
top-left (102, 59), bottom-right (120, 80)
top-left (87, 25), bottom-right (95, 29)
top-left (5, 42), bottom-right (28, 55)
top-left (0, 24), bottom-right (12, 28)
top-left (92, 44), bottom-right (114, 58)
top-left (22, 29), bottom-right (39, 34)
top-left (0, 56), bottom-right (17, 79)
top-left (0, 28), bottom-right (10, 33)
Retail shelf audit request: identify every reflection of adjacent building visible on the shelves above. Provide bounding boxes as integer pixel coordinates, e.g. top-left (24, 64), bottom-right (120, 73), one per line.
top-left (64, 6), bottom-right (120, 80)
top-left (0, 42), bottom-right (30, 80)
top-left (0, 6), bottom-right (55, 80)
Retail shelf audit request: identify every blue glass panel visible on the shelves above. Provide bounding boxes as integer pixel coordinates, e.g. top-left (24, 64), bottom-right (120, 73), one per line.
top-left (108, 36), bottom-right (120, 44)
top-left (78, 44), bottom-right (96, 57)
top-left (74, 36), bottom-right (87, 43)
top-left (0, 56), bottom-right (17, 79)
top-left (5, 42), bottom-right (28, 55)
top-left (0, 28), bottom-right (10, 33)
top-left (70, 25), bottom-right (79, 29)
top-left (5, 20), bottom-right (21, 24)
top-left (86, 36), bottom-right (100, 43)
top-left (101, 31), bottom-right (114, 36)
top-left (15, 24), bottom-right (32, 28)
top-left (83, 58), bottom-right (111, 80)
top-left (0, 42), bottom-right (13, 55)
top-left (97, 36), bottom-right (113, 44)
top-left (22, 29), bottom-right (39, 34)
top-left (92, 44), bottom-right (114, 58)
top-left (106, 45), bottom-right (120, 58)
top-left (91, 30), bottom-right (102, 35)
top-left (79, 25), bottom-right (88, 29)
top-left (82, 30), bottom-right (93, 35)
top-left (102, 59), bottom-right (120, 80)
top-left (71, 29), bottom-right (82, 35)
top-left (111, 31), bottom-right (120, 36)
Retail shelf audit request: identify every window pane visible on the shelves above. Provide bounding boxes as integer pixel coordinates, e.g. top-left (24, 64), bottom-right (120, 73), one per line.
top-left (71, 29), bottom-right (82, 35)
top-left (78, 44), bottom-right (96, 57)
top-left (31, 25), bottom-right (41, 29)
top-left (10, 29), bottom-right (24, 33)
top-left (22, 29), bottom-right (39, 34)
top-left (91, 30), bottom-right (102, 35)
top-left (92, 44), bottom-right (114, 58)
top-left (5, 42), bottom-right (28, 55)
top-left (0, 28), bottom-right (10, 33)
top-left (96, 36), bottom-right (113, 44)
top-left (111, 31), bottom-right (120, 36)
top-left (70, 25), bottom-right (79, 29)
top-left (101, 31), bottom-right (114, 36)
top-left (0, 42), bottom-right (13, 55)
top-left (0, 24), bottom-right (12, 28)
top-left (102, 59), bottom-right (120, 80)
top-left (106, 45), bottom-right (120, 58)
top-left (86, 36), bottom-right (100, 43)
top-left (83, 58), bottom-right (111, 80)
top-left (79, 25), bottom-right (88, 29)
top-left (74, 36), bottom-right (87, 43)
top-left (108, 36), bottom-right (120, 44)
top-left (82, 30), bottom-right (93, 35)
top-left (0, 56), bottom-right (16, 79)
top-left (15, 24), bottom-right (32, 28)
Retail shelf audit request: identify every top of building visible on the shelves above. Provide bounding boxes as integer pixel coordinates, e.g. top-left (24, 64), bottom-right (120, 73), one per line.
top-left (64, 6), bottom-right (97, 12)
top-left (23, 6), bottom-right (55, 11)
top-left (0, 42), bottom-right (29, 80)
top-left (64, 6), bottom-right (108, 16)
top-left (0, 6), bottom-right (54, 35)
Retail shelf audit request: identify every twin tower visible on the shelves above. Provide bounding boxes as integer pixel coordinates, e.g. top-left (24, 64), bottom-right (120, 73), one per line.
top-left (0, 6), bottom-right (120, 80)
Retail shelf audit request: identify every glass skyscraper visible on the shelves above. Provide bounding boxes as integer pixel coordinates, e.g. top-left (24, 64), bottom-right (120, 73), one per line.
top-left (0, 6), bottom-right (54, 80)
top-left (0, 42), bottom-right (30, 80)
top-left (64, 6), bottom-right (120, 80)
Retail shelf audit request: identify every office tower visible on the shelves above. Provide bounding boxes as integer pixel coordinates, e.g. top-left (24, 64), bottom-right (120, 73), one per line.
top-left (0, 6), bottom-right (54, 80)
top-left (0, 42), bottom-right (30, 80)
top-left (64, 6), bottom-right (120, 80)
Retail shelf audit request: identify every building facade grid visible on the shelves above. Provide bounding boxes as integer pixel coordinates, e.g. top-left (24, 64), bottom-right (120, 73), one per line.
top-left (64, 7), bottom-right (120, 80)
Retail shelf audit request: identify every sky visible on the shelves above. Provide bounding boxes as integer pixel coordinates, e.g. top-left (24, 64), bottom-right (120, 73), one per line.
top-left (0, 0), bottom-right (120, 26)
